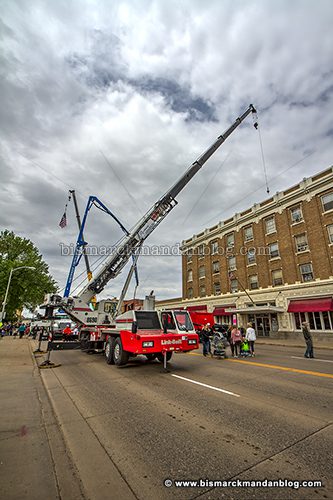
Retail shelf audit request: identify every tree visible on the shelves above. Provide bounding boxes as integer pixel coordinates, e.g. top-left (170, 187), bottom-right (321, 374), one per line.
top-left (0, 230), bottom-right (58, 320)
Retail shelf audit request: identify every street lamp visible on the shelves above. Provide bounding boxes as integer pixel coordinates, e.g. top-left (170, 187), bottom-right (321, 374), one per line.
top-left (0, 266), bottom-right (36, 321)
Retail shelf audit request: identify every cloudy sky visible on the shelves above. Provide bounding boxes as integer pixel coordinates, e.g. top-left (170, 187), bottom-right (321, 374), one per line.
top-left (1, 0), bottom-right (333, 303)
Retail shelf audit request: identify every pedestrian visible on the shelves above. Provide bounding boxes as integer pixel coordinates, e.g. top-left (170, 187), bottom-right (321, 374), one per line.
top-left (18, 323), bottom-right (26, 339)
top-left (32, 325), bottom-right (38, 339)
top-left (201, 323), bottom-right (213, 357)
top-left (63, 324), bottom-right (72, 341)
top-left (245, 322), bottom-right (256, 357)
top-left (231, 325), bottom-right (242, 357)
top-left (302, 321), bottom-right (314, 358)
top-left (226, 325), bottom-right (234, 357)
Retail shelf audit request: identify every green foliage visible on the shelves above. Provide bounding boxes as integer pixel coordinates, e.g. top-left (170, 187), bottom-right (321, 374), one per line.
top-left (0, 230), bottom-right (57, 320)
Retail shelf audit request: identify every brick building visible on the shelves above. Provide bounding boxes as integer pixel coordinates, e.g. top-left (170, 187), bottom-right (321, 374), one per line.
top-left (158, 167), bottom-right (333, 339)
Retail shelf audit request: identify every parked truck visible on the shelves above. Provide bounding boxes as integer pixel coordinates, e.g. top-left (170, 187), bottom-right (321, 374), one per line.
top-left (43, 104), bottom-right (257, 366)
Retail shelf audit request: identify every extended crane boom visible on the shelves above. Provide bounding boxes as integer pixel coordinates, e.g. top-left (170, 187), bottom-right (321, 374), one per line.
top-left (78, 104), bottom-right (256, 304)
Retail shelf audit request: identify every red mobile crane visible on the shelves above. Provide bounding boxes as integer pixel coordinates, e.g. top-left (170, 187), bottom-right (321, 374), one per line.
top-left (43, 104), bottom-right (257, 366)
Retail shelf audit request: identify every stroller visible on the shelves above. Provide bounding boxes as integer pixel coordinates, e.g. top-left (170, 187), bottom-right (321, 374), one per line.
top-left (210, 331), bottom-right (229, 358)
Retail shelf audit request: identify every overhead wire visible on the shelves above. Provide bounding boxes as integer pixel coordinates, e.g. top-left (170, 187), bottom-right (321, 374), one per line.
top-left (252, 110), bottom-right (270, 193)
top-left (203, 150), bottom-right (315, 226)
top-left (182, 151), bottom-right (233, 225)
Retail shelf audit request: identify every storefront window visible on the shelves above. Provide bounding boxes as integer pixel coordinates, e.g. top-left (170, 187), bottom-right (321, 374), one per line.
top-left (313, 312), bottom-right (322, 330)
top-left (308, 313), bottom-right (315, 330)
top-left (294, 313), bottom-right (301, 330)
top-left (294, 311), bottom-right (333, 331)
top-left (322, 311), bottom-right (331, 329)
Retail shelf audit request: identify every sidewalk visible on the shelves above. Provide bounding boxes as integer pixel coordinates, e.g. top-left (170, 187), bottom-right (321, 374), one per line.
top-left (255, 337), bottom-right (333, 350)
top-left (0, 336), bottom-right (83, 500)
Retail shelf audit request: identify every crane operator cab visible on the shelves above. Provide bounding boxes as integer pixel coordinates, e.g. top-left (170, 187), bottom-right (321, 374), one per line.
top-left (160, 310), bottom-right (195, 334)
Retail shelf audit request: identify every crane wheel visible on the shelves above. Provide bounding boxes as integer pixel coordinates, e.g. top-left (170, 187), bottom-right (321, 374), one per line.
top-left (113, 337), bottom-right (129, 366)
top-left (105, 338), bottom-right (115, 365)
top-left (156, 352), bottom-right (173, 363)
top-left (145, 354), bottom-right (156, 361)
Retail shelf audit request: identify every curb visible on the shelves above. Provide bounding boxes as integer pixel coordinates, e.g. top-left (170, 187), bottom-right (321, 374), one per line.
top-left (37, 347), bottom-right (137, 500)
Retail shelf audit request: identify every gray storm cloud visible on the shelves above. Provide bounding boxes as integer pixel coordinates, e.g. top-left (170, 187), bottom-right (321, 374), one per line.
top-left (1, 0), bottom-right (332, 300)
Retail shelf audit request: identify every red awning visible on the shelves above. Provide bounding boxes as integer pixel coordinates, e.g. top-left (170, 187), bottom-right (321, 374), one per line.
top-left (287, 297), bottom-right (333, 313)
top-left (213, 305), bottom-right (235, 316)
top-left (187, 305), bottom-right (207, 312)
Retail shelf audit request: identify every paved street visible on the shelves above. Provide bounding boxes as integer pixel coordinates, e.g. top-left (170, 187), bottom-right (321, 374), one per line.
top-left (1, 336), bottom-right (332, 499)
top-left (36, 340), bottom-right (333, 500)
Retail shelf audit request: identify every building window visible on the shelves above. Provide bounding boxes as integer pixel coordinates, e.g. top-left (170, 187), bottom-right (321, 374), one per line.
top-left (249, 275), bottom-right (259, 290)
top-left (293, 311), bottom-right (333, 331)
top-left (244, 226), bottom-right (253, 241)
top-left (327, 224), bottom-right (333, 244)
top-left (197, 244), bottom-right (205, 258)
top-left (213, 282), bottom-right (221, 295)
top-left (199, 285), bottom-right (206, 297)
top-left (187, 288), bottom-right (193, 299)
top-left (187, 270), bottom-right (193, 282)
top-left (212, 260), bottom-right (220, 274)
top-left (186, 249), bottom-right (193, 263)
top-left (211, 241), bottom-right (218, 255)
top-left (295, 233), bottom-right (308, 253)
top-left (321, 192), bottom-right (333, 212)
top-left (300, 263), bottom-right (314, 282)
top-left (290, 206), bottom-right (303, 223)
top-left (198, 266), bottom-right (205, 278)
top-left (265, 216), bottom-right (276, 234)
top-left (228, 256), bottom-right (236, 271)
top-left (269, 242), bottom-right (279, 259)
top-left (247, 248), bottom-right (256, 265)
top-left (272, 269), bottom-right (283, 286)
top-left (226, 232), bottom-right (234, 248)
top-left (230, 279), bottom-right (238, 293)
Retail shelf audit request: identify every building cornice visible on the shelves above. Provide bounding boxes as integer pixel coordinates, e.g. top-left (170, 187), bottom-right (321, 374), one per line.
top-left (181, 166), bottom-right (333, 249)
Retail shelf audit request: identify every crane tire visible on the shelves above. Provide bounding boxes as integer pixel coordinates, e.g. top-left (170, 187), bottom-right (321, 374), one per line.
top-left (113, 337), bottom-right (129, 366)
top-left (156, 352), bottom-right (173, 363)
top-left (105, 338), bottom-right (115, 365)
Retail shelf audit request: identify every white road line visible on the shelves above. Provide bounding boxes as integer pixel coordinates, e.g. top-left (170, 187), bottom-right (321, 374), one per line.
top-left (171, 374), bottom-right (240, 397)
top-left (291, 356), bottom-right (333, 364)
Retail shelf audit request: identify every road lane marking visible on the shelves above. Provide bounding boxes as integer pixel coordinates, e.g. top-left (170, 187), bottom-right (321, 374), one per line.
top-left (171, 374), bottom-right (240, 397)
top-left (291, 356), bottom-right (333, 364)
top-left (186, 352), bottom-right (333, 379)
top-left (226, 358), bottom-right (333, 379)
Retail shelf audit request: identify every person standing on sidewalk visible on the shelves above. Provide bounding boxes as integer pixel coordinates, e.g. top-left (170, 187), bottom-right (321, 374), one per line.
top-left (18, 323), bottom-right (26, 339)
top-left (201, 323), bottom-right (213, 357)
top-left (231, 325), bottom-right (242, 357)
top-left (302, 321), bottom-right (314, 358)
top-left (245, 322), bottom-right (256, 357)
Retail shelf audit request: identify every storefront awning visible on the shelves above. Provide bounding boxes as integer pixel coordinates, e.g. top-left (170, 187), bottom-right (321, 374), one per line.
top-left (186, 305), bottom-right (207, 312)
top-left (225, 306), bottom-right (284, 314)
top-left (287, 297), bottom-right (333, 313)
top-left (213, 305), bottom-right (235, 316)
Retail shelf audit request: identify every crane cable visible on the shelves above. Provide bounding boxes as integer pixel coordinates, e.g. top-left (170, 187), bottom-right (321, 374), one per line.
top-left (252, 110), bottom-right (270, 194)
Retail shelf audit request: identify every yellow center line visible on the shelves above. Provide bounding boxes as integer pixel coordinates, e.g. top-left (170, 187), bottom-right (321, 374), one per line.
top-left (186, 352), bottom-right (333, 379)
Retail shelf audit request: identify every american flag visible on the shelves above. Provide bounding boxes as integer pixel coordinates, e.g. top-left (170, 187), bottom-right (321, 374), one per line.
top-left (59, 212), bottom-right (67, 228)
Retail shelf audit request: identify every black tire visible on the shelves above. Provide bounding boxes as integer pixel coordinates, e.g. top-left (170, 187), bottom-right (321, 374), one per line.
top-left (105, 338), bottom-right (115, 365)
top-left (145, 354), bottom-right (156, 361)
top-left (113, 337), bottom-right (130, 366)
top-left (156, 352), bottom-right (173, 363)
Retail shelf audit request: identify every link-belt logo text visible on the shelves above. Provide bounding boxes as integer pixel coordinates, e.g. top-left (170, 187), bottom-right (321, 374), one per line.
top-left (161, 339), bottom-right (182, 345)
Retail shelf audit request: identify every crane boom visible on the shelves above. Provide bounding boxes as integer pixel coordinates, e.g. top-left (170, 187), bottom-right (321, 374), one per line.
top-left (78, 104), bottom-right (256, 303)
